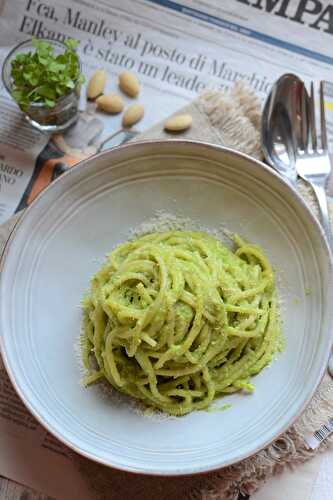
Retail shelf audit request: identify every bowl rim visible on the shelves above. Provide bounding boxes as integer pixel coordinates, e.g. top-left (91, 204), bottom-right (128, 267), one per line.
top-left (1, 138), bottom-right (332, 476)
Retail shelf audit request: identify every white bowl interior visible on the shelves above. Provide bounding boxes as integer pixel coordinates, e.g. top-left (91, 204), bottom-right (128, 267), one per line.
top-left (0, 141), bottom-right (332, 475)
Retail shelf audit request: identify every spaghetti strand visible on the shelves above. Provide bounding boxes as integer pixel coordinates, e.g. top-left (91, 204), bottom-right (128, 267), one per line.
top-left (81, 231), bottom-right (282, 416)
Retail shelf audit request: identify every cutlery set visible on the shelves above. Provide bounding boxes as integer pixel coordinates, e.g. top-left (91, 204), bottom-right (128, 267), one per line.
top-left (262, 74), bottom-right (333, 377)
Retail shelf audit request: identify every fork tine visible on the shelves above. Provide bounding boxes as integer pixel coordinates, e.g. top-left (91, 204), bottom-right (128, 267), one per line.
top-left (320, 81), bottom-right (328, 151)
top-left (300, 83), bottom-right (309, 151)
top-left (309, 82), bottom-right (317, 151)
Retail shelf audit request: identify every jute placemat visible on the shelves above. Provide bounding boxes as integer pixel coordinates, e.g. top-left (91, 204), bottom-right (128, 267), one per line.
top-left (0, 83), bottom-right (332, 499)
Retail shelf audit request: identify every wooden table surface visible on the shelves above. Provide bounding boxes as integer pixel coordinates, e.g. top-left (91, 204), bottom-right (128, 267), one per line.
top-left (0, 477), bottom-right (50, 500)
top-left (0, 475), bottom-right (250, 500)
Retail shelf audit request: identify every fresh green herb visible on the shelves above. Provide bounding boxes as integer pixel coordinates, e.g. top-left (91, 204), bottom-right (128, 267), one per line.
top-left (10, 38), bottom-right (85, 112)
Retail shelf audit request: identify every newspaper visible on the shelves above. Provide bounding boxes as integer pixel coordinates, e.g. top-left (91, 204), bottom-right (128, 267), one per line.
top-left (0, 0), bottom-right (333, 498)
top-left (1, 0), bottom-right (333, 224)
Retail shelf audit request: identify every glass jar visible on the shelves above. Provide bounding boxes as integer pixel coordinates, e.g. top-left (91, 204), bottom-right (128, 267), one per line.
top-left (2, 39), bottom-right (81, 132)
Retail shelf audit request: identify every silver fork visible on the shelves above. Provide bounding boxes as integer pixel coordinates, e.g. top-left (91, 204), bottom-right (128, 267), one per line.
top-left (295, 81), bottom-right (333, 377)
top-left (295, 81), bottom-right (333, 248)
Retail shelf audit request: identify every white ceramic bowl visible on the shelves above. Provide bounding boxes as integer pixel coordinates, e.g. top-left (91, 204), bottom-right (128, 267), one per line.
top-left (1, 140), bottom-right (332, 475)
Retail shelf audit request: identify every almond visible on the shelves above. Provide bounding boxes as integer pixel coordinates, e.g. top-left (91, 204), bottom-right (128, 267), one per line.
top-left (87, 70), bottom-right (107, 100)
top-left (96, 94), bottom-right (124, 114)
top-left (164, 114), bottom-right (193, 132)
top-left (119, 71), bottom-right (140, 97)
top-left (122, 104), bottom-right (144, 127)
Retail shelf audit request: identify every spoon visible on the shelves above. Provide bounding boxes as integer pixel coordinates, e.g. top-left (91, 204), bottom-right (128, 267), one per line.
top-left (261, 73), bottom-right (305, 186)
top-left (262, 74), bottom-right (333, 378)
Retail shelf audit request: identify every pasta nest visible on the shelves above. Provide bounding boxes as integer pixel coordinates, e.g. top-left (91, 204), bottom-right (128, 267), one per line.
top-left (81, 231), bottom-right (281, 415)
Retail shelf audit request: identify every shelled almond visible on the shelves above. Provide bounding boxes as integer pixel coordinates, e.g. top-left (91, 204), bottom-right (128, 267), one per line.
top-left (119, 71), bottom-right (140, 97)
top-left (164, 114), bottom-right (192, 132)
top-left (96, 94), bottom-right (124, 114)
top-left (122, 104), bottom-right (144, 127)
top-left (87, 69), bottom-right (107, 100)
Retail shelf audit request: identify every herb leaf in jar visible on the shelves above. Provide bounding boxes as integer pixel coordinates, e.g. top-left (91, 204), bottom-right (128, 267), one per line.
top-left (10, 38), bottom-right (85, 112)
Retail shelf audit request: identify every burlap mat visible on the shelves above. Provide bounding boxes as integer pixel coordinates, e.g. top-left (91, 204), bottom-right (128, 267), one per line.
top-left (0, 83), bottom-right (333, 499)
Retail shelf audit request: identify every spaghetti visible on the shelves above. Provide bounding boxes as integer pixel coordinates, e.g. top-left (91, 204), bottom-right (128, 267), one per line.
top-left (81, 231), bottom-right (282, 416)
